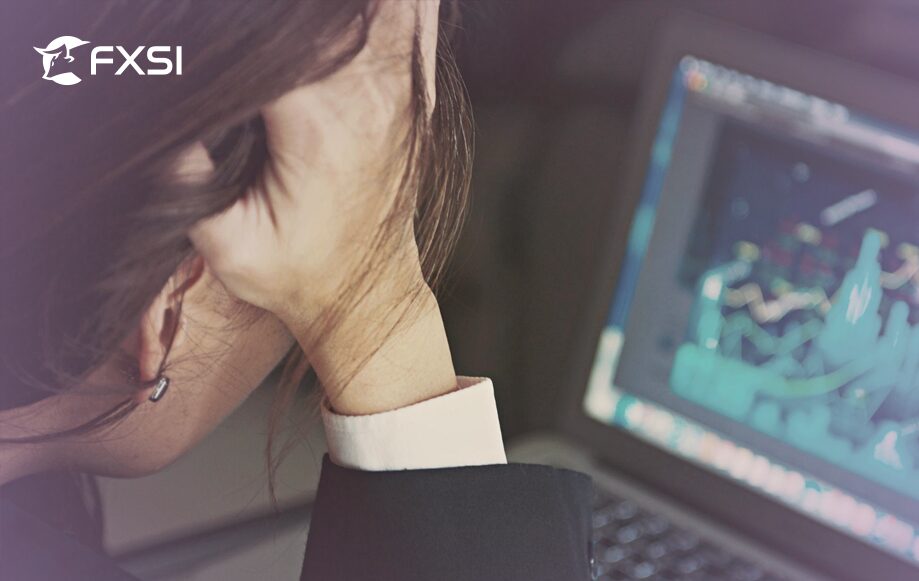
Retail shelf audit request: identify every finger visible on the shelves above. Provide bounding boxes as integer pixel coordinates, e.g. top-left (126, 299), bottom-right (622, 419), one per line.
top-left (173, 141), bottom-right (215, 186)
top-left (363, 0), bottom-right (418, 61)
top-left (188, 198), bottom-right (242, 268)
top-left (176, 142), bottom-right (230, 263)
top-left (260, 1), bottom-right (433, 160)
top-left (369, 0), bottom-right (439, 113)
top-left (260, 1), bottom-right (413, 157)
top-left (180, 142), bottom-right (249, 271)
top-left (417, 0), bottom-right (440, 116)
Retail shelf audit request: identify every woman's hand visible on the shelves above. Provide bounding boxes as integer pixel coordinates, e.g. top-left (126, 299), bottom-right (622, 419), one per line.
top-left (189, 0), bottom-right (438, 329)
top-left (188, 0), bottom-right (457, 414)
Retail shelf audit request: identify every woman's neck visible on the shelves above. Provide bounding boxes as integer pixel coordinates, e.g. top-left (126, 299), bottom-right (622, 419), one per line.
top-left (0, 443), bottom-right (48, 486)
top-left (0, 398), bottom-right (61, 486)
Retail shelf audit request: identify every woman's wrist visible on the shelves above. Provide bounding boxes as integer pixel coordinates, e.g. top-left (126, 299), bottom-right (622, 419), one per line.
top-left (288, 276), bottom-right (458, 416)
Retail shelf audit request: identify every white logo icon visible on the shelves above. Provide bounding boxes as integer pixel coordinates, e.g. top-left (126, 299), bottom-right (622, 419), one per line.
top-left (34, 36), bottom-right (90, 86)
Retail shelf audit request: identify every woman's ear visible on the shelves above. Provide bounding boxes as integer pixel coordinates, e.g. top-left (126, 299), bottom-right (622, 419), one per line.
top-left (135, 255), bottom-right (206, 401)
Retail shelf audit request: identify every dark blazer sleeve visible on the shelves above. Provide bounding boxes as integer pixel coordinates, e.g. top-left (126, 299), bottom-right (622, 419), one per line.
top-left (300, 456), bottom-right (593, 581)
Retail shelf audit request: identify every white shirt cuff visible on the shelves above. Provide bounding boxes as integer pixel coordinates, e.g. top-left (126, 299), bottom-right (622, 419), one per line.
top-left (321, 377), bottom-right (507, 471)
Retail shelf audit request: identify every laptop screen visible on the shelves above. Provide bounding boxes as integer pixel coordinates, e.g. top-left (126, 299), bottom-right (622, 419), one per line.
top-left (583, 55), bottom-right (919, 566)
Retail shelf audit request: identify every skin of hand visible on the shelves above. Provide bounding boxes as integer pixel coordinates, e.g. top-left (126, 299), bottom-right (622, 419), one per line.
top-left (190, 0), bottom-right (458, 415)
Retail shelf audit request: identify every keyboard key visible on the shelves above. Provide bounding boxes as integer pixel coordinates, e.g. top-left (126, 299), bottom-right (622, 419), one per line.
top-left (628, 560), bottom-right (658, 579)
top-left (593, 510), bottom-right (615, 530)
top-left (673, 554), bottom-right (707, 575)
top-left (664, 530), bottom-right (701, 552)
top-left (642, 540), bottom-right (670, 561)
top-left (616, 523), bottom-right (643, 544)
top-left (613, 500), bottom-right (640, 521)
top-left (639, 514), bottom-right (671, 537)
top-left (599, 544), bottom-right (632, 565)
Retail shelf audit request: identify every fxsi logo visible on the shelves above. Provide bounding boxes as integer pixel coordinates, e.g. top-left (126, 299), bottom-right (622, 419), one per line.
top-left (35, 36), bottom-right (183, 86)
top-left (34, 36), bottom-right (89, 85)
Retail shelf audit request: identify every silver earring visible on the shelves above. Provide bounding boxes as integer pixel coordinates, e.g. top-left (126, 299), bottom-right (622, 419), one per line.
top-left (149, 376), bottom-right (170, 402)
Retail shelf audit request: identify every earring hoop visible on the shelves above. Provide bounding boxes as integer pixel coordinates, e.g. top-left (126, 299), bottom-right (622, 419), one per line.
top-left (149, 376), bottom-right (170, 402)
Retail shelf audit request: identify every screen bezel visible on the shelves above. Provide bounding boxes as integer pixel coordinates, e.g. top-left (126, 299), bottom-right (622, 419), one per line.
top-left (559, 12), bottom-right (919, 581)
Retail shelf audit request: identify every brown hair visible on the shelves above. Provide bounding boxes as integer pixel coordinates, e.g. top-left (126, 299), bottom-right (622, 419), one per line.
top-left (0, 0), bottom-right (471, 470)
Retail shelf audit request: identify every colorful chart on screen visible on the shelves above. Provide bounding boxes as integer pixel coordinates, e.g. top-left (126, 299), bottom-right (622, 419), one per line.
top-left (671, 123), bottom-right (919, 499)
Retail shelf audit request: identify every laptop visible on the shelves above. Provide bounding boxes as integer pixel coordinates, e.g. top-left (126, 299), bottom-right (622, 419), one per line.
top-left (508, 13), bottom-right (919, 581)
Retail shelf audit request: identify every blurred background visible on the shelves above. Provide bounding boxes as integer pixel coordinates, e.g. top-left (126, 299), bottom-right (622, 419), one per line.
top-left (443, 0), bottom-right (919, 440)
top-left (97, 1), bottom-right (919, 579)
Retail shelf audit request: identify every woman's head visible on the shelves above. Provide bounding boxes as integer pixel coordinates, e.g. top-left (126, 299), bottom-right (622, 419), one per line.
top-left (0, 0), bottom-right (470, 476)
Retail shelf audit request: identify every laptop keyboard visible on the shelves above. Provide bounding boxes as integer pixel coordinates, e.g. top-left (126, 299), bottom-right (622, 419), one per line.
top-left (591, 489), bottom-right (786, 581)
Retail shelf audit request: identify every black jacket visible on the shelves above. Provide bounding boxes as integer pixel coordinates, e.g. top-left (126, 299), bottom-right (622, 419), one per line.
top-left (301, 456), bottom-right (593, 581)
top-left (1, 458), bottom-right (592, 581)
